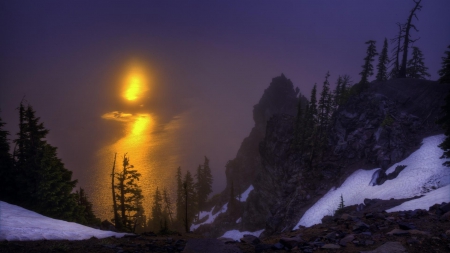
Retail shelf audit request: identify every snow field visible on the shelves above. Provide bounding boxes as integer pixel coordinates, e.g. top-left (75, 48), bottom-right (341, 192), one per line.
top-left (0, 201), bottom-right (130, 241)
top-left (190, 202), bottom-right (228, 231)
top-left (220, 229), bottom-right (264, 241)
top-left (237, 185), bottom-right (254, 202)
top-left (295, 134), bottom-right (450, 228)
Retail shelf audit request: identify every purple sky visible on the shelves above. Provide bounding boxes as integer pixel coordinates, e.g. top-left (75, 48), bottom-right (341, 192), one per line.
top-left (1, 0), bottom-right (450, 194)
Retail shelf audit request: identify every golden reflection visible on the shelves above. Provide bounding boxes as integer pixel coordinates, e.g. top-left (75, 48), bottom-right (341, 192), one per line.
top-left (123, 64), bottom-right (149, 101)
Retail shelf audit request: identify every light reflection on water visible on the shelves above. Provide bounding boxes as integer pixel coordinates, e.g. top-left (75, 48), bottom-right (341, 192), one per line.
top-left (89, 113), bottom-right (181, 220)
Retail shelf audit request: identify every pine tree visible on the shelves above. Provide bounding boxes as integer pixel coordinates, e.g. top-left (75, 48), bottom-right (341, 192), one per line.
top-left (304, 85), bottom-right (318, 168)
top-left (438, 45), bottom-right (450, 84)
top-left (114, 153), bottom-right (144, 232)
top-left (399, 0), bottom-right (422, 78)
top-left (0, 116), bottom-right (15, 203)
top-left (406, 46), bottom-right (430, 79)
top-left (175, 166), bottom-right (183, 224)
top-left (317, 72), bottom-right (333, 159)
top-left (293, 96), bottom-right (304, 153)
top-left (151, 187), bottom-right (163, 231)
top-left (360, 40), bottom-right (378, 85)
top-left (333, 76), bottom-right (343, 108)
top-left (75, 187), bottom-right (101, 226)
top-left (182, 170), bottom-right (196, 233)
top-left (376, 38), bottom-right (389, 81)
top-left (12, 103), bottom-right (80, 221)
top-left (437, 89), bottom-right (450, 167)
top-left (195, 156), bottom-right (213, 214)
top-left (162, 188), bottom-right (174, 225)
top-left (436, 46), bottom-right (450, 163)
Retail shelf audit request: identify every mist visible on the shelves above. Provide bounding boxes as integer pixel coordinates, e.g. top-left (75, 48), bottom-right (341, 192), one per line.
top-left (1, 1), bottom-right (450, 218)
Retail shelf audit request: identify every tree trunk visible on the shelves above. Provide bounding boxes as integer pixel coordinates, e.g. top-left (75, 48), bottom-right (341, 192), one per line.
top-left (184, 182), bottom-right (189, 233)
top-left (399, 0), bottom-right (422, 78)
top-left (111, 153), bottom-right (121, 229)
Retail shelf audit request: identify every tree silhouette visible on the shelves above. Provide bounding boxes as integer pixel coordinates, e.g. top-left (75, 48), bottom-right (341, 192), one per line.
top-left (359, 40), bottom-right (378, 85)
top-left (12, 103), bottom-right (81, 221)
top-left (182, 170), bottom-right (196, 233)
top-left (406, 46), bottom-right (430, 79)
top-left (437, 46), bottom-right (450, 167)
top-left (376, 38), bottom-right (389, 81)
top-left (113, 153), bottom-right (144, 232)
top-left (151, 187), bottom-right (163, 231)
top-left (438, 45), bottom-right (450, 84)
top-left (195, 156), bottom-right (213, 214)
top-left (398, 0), bottom-right (422, 78)
top-left (0, 116), bottom-right (14, 203)
top-left (175, 166), bottom-right (183, 225)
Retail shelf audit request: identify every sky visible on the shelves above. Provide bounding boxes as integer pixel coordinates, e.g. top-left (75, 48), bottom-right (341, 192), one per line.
top-left (1, 1), bottom-right (450, 209)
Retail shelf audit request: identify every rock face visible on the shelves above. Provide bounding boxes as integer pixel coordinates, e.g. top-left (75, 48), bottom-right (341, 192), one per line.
top-left (223, 74), bottom-right (302, 201)
top-left (199, 77), bottom-right (449, 239)
top-left (242, 78), bottom-right (449, 237)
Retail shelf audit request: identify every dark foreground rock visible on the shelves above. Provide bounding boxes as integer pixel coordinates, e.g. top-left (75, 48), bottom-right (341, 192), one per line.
top-left (3, 203), bottom-right (449, 253)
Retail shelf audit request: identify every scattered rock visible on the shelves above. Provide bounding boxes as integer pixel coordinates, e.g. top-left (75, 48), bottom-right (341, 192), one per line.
top-left (321, 243), bottom-right (341, 249)
top-left (183, 239), bottom-right (242, 253)
top-left (339, 234), bottom-right (355, 246)
top-left (279, 235), bottom-right (303, 249)
top-left (240, 234), bottom-right (260, 245)
top-left (360, 241), bottom-right (406, 253)
top-left (271, 242), bottom-right (284, 250)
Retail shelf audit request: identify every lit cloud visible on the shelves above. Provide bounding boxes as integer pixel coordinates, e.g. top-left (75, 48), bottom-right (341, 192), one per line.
top-left (101, 111), bottom-right (134, 122)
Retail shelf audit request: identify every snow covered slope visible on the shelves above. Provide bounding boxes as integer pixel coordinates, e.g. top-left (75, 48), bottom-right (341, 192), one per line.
top-left (295, 134), bottom-right (450, 228)
top-left (190, 202), bottom-right (228, 231)
top-left (0, 201), bottom-right (130, 241)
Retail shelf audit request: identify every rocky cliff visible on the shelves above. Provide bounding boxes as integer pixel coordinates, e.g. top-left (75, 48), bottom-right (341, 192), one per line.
top-left (222, 74), bottom-right (304, 201)
top-left (197, 77), bottom-right (449, 239)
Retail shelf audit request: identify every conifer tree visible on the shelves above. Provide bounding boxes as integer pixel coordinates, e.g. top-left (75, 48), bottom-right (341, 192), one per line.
top-left (151, 187), bottom-right (163, 231)
top-left (317, 72), bottom-right (332, 158)
top-left (438, 45), bottom-right (450, 84)
top-left (360, 40), bottom-right (378, 85)
top-left (75, 187), bottom-right (101, 226)
top-left (195, 156), bottom-right (213, 213)
top-left (304, 85), bottom-right (318, 167)
top-left (162, 188), bottom-right (174, 224)
top-left (293, 96), bottom-right (304, 152)
top-left (437, 46), bottom-right (450, 166)
top-left (333, 76), bottom-right (343, 108)
top-left (399, 0), bottom-right (422, 78)
top-left (406, 46), bottom-right (430, 79)
top-left (175, 166), bottom-right (184, 224)
top-left (12, 103), bottom-right (81, 221)
top-left (114, 153), bottom-right (144, 231)
top-left (0, 116), bottom-right (15, 203)
top-left (182, 170), bottom-right (196, 232)
top-left (376, 38), bottom-right (389, 81)
top-left (437, 90), bottom-right (450, 167)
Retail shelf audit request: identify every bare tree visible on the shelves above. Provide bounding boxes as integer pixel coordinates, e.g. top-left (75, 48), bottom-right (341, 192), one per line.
top-left (398, 0), bottom-right (422, 78)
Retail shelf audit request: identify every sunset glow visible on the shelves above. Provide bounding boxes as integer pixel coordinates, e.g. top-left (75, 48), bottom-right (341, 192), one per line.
top-left (123, 63), bottom-right (149, 102)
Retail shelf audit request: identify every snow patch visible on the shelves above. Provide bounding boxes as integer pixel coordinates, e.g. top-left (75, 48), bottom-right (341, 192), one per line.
top-left (387, 184), bottom-right (450, 212)
top-left (236, 217), bottom-right (242, 223)
top-left (220, 229), bottom-right (264, 241)
top-left (295, 134), bottom-right (450, 228)
top-left (237, 185), bottom-right (254, 202)
top-left (0, 201), bottom-right (130, 241)
top-left (190, 203), bottom-right (228, 231)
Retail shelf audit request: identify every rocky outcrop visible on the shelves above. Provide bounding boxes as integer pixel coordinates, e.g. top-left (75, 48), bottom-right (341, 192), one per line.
top-left (200, 77), bottom-right (449, 239)
top-left (243, 78), bottom-right (449, 237)
top-left (223, 74), bottom-right (303, 201)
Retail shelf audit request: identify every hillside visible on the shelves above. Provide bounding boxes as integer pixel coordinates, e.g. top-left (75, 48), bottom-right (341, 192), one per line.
top-left (192, 77), bottom-right (450, 239)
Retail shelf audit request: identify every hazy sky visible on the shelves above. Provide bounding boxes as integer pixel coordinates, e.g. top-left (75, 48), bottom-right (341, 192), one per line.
top-left (1, 0), bottom-right (450, 195)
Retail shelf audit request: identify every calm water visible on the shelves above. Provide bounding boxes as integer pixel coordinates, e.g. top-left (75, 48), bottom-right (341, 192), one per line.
top-left (88, 112), bottom-right (183, 220)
